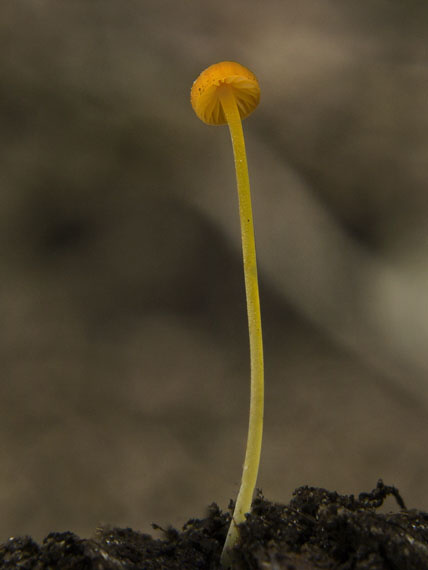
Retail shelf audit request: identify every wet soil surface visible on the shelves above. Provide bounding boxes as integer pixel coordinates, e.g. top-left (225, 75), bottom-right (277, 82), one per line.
top-left (1, 481), bottom-right (428, 569)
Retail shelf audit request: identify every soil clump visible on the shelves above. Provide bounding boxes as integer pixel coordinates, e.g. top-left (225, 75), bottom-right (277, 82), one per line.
top-left (1, 480), bottom-right (427, 569)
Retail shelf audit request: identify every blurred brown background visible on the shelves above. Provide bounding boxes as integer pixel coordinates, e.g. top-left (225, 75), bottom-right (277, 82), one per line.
top-left (1, 0), bottom-right (428, 543)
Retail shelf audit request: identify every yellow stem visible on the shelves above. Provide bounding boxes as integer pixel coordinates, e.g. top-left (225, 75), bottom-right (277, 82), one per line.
top-left (219, 85), bottom-right (264, 567)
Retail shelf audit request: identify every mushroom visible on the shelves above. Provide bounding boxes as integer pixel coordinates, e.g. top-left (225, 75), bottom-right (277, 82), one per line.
top-left (190, 61), bottom-right (263, 567)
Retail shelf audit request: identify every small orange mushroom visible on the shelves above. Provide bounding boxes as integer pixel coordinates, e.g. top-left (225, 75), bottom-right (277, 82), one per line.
top-left (191, 62), bottom-right (263, 568)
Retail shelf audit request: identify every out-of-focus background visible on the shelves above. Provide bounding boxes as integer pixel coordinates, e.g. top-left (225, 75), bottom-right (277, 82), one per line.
top-left (1, 0), bottom-right (428, 543)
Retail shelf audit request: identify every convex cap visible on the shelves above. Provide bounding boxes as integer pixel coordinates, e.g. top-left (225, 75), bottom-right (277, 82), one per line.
top-left (191, 61), bottom-right (260, 125)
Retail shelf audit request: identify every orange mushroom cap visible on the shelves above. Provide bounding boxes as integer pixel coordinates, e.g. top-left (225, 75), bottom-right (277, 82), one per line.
top-left (191, 61), bottom-right (260, 125)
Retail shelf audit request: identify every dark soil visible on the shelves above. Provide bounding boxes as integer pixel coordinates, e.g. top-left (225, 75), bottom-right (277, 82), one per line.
top-left (1, 480), bottom-right (428, 569)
